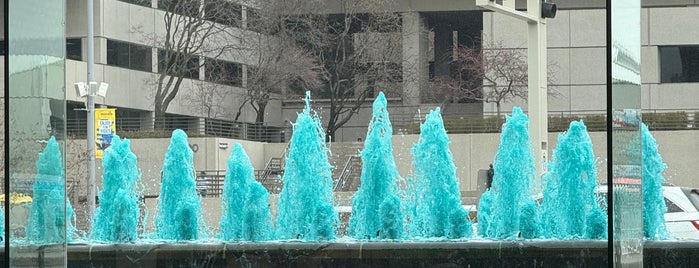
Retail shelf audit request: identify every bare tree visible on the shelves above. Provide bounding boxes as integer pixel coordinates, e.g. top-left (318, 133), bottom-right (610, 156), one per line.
top-left (431, 40), bottom-right (557, 124)
top-left (271, 0), bottom-right (403, 141)
top-left (151, 0), bottom-right (239, 128)
top-left (227, 0), bottom-right (324, 124)
top-left (185, 79), bottom-right (230, 119)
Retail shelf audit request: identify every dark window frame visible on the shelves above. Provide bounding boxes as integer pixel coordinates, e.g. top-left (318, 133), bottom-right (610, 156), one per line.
top-left (66, 38), bottom-right (82, 61)
top-left (158, 48), bottom-right (201, 80)
top-left (659, 45), bottom-right (699, 83)
top-left (205, 58), bottom-right (243, 87)
top-left (106, 39), bottom-right (153, 72)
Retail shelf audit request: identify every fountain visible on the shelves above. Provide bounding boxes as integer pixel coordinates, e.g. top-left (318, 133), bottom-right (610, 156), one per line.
top-left (275, 91), bottom-right (337, 240)
top-left (26, 136), bottom-right (76, 243)
top-left (640, 123), bottom-right (671, 240)
top-left (477, 107), bottom-right (538, 239)
top-left (407, 107), bottom-right (472, 239)
top-left (539, 120), bottom-right (607, 239)
top-left (348, 92), bottom-right (404, 240)
top-left (154, 129), bottom-right (203, 240)
top-left (219, 143), bottom-right (273, 241)
top-left (90, 135), bottom-right (142, 242)
top-left (11, 100), bottom-right (695, 267)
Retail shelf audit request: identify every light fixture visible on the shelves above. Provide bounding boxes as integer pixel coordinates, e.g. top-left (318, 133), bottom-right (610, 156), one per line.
top-left (97, 82), bottom-right (109, 97)
top-left (74, 82), bottom-right (88, 97)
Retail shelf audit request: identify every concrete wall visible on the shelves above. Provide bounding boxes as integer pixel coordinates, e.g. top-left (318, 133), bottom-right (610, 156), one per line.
top-left (69, 129), bottom-right (697, 199)
top-left (66, 129), bottom-right (699, 232)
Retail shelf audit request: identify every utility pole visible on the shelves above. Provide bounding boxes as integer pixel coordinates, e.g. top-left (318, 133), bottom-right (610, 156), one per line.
top-left (476, 0), bottom-right (556, 181)
top-left (86, 0), bottom-right (96, 227)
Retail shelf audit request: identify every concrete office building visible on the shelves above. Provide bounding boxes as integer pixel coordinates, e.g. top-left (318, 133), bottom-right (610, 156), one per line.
top-left (63, 0), bottom-right (699, 142)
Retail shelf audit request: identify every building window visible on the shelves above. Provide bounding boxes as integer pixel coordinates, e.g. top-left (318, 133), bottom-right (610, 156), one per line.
top-left (107, 39), bottom-right (152, 72)
top-left (246, 7), bottom-right (261, 31)
top-left (205, 58), bottom-right (242, 87)
top-left (119, 0), bottom-right (151, 7)
top-left (158, 0), bottom-right (201, 18)
top-left (204, 0), bottom-right (241, 27)
top-left (158, 49), bottom-right (200, 80)
top-left (660, 46), bottom-right (699, 83)
top-left (66, 38), bottom-right (82, 61)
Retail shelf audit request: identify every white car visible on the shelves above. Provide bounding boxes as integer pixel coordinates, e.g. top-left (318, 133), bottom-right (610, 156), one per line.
top-left (490, 185), bottom-right (699, 240)
top-left (598, 185), bottom-right (699, 240)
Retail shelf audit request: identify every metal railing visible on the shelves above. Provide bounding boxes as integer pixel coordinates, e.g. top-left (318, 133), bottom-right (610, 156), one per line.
top-left (64, 109), bottom-right (699, 143)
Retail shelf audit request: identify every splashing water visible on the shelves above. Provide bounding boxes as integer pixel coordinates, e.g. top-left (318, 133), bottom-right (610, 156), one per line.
top-left (478, 107), bottom-right (537, 239)
top-left (276, 91), bottom-right (337, 240)
top-left (91, 135), bottom-right (142, 242)
top-left (219, 143), bottom-right (273, 241)
top-left (408, 108), bottom-right (472, 239)
top-left (154, 129), bottom-right (202, 240)
top-left (348, 92), bottom-right (403, 239)
top-left (641, 123), bottom-right (671, 240)
top-left (26, 136), bottom-right (76, 243)
top-left (540, 121), bottom-right (607, 239)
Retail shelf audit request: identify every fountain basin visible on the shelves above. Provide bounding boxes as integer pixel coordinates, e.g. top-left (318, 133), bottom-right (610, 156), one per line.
top-left (1, 240), bottom-right (697, 267)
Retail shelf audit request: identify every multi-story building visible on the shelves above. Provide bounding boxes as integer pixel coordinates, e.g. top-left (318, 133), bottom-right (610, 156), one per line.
top-left (63, 0), bottom-right (699, 142)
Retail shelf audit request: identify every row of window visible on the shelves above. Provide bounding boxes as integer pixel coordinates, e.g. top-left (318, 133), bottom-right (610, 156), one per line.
top-left (102, 39), bottom-right (244, 87)
top-left (118, 0), bottom-right (254, 29)
top-left (65, 36), bottom-right (699, 85)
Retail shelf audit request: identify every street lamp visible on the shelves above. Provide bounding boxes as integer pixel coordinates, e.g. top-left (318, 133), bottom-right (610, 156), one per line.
top-left (476, 0), bottom-right (554, 181)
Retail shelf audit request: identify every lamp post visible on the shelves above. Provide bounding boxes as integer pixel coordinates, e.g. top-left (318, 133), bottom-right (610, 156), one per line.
top-left (476, 0), bottom-right (556, 181)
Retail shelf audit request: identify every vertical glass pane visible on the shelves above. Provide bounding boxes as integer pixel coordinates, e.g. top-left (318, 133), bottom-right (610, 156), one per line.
top-left (8, 0), bottom-right (67, 266)
top-left (611, 0), bottom-right (643, 266)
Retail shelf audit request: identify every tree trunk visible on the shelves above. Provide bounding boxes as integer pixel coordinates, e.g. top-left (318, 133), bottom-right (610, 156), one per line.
top-left (255, 102), bottom-right (267, 123)
top-left (496, 102), bottom-right (502, 131)
top-left (154, 108), bottom-right (166, 130)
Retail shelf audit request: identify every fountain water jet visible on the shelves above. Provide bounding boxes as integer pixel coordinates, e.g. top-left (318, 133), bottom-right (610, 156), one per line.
top-left (640, 123), bottom-right (671, 239)
top-left (348, 92), bottom-right (403, 239)
top-left (154, 129), bottom-right (202, 240)
top-left (539, 121), bottom-right (607, 239)
top-left (91, 135), bottom-right (142, 242)
top-left (407, 107), bottom-right (472, 239)
top-left (275, 91), bottom-right (337, 240)
top-left (477, 107), bottom-right (537, 239)
top-left (26, 136), bottom-right (76, 243)
top-left (219, 143), bottom-right (273, 241)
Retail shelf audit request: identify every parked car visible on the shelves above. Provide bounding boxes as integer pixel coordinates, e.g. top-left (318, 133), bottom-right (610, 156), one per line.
top-left (597, 185), bottom-right (699, 240)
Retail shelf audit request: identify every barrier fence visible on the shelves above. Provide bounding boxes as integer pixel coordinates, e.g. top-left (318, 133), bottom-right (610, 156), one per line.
top-left (65, 109), bottom-right (699, 143)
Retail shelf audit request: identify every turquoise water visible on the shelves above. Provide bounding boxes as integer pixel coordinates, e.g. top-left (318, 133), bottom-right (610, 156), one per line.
top-left (348, 92), bottom-right (403, 239)
top-left (408, 108), bottom-right (472, 239)
top-left (540, 121), bottom-right (607, 239)
top-left (91, 135), bottom-right (142, 242)
top-left (275, 91), bottom-right (337, 240)
top-left (477, 107), bottom-right (537, 239)
top-left (26, 136), bottom-right (76, 243)
top-left (641, 123), bottom-right (671, 240)
top-left (154, 130), bottom-right (202, 240)
top-left (219, 143), bottom-right (273, 241)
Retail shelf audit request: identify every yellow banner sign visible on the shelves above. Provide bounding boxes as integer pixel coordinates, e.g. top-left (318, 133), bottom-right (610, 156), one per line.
top-left (95, 108), bottom-right (116, 159)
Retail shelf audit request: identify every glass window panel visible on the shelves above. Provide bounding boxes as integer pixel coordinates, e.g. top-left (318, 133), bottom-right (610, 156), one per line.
top-left (660, 46), bottom-right (699, 83)
top-left (204, 0), bottom-right (241, 27)
top-left (129, 44), bottom-right (152, 72)
top-left (66, 38), bottom-right (82, 61)
top-left (8, 0), bottom-right (68, 266)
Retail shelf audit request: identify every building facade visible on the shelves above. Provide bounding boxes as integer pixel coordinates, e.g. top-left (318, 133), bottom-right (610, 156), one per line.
top-left (63, 0), bottom-right (699, 142)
